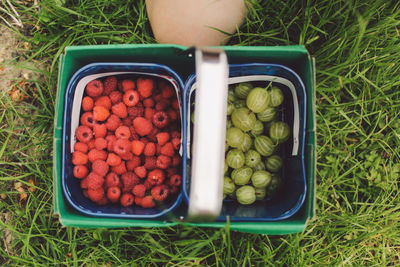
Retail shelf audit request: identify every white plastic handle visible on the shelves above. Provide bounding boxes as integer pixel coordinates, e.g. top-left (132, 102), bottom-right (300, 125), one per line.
top-left (188, 48), bottom-right (228, 221)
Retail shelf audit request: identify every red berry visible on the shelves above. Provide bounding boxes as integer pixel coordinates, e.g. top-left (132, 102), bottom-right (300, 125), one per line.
top-left (172, 98), bottom-right (180, 110)
top-left (128, 106), bottom-right (144, 118)
top-left (88, 149), bottom-right (107, 163)
top-left (144, 156), bottom-right (157, 170)
top-left (131, 140), bottom-right (145, 156)
top-left (106, 152), bottom-right (122, 167)
top-left (120, 193), bottom-right (135, 207)
top-left (112, 102), bottom-right (128, 119)
top-left (95, 96), bottom-right (112, 110)
top-left (156, 155), bottom-right (171, 169)
top-left (93, 106), bottom-right (110, 121)
top-left (73, 165), bottom-right (89, 179)
top-left (152, 111), bottom-right (169, 128)
top-left (122, 117), bottom-right (132, 127)
top-left (87, 139), bottom-right (95, 150)
top-left (155, 99), bottom-right (170, 111)
top-left (137, 78), bottom-right (154, 98)
top-left (172, 155), bottom-right (181, 167)
top-left (171, 137), bottom-right (181, 150)
top-left (107, 186), bottom-right (121, 203)
top-left (147, 169), bottom-right (165, 185)
top-left (111, 161), bottom-right (127, 175)
top-left (134, 166), bottom-right (147, 179)
top-left (105, 172), bottom-right (121, 188)
top-left (121, 79), bottom-right (136, 92)
top-left (103, 76), bottom-right (117, 95)
top-left (120, 151), bottom-right (134, 161)
top-left (80, 112), bottom-right (96, 128)
top-left (156, 132), bottom-right (170, 146)
top-left (169, 174), bottom-right (182, 186)
top-left (93, 123), bottom-right (107, 138)
top-left (133, 117), bottom-right (153, 136)
top-left (106, 135), bottom-right (117, 152)
top-left (113, 139), bottom-right (131, 156)
top-left (86, 79), bottom-right (104, 97)
top-left (161, 142), bottom-right (174, 157)
top-left (88, 188), bottom-right (105, 202)
top-left (72, 151), bottom-right (88, 165)
top-left (140, 195), bottom-right (155, 208)
top-left (80, 178), bottom-right (88, 189)
top-left (96, 196), bottom-right (109, 205)
top-left (144, 142), bottom-right (156, 156)
top-left (76, 125), bottom-right (93, 143)
top-left (109, 91), bottom-right (122, 104)
top-left (144, 107), bottom-right (155, 121)
top-left (171, 131), bottom-right (181, 139)
top-left (161, 83), bottom-right (175, 99)
top-left (151, 185), bottom-right (169, 201)
top-left (143, 98), bottom-right (155, 108)
top-left (121, 172), bottom-right (140, 192)
top-left (132, 184), bottom-right (146, 198)
top-left (92, 160), bottom-right (109, 177)
top-left (105, 114), bottom-right (122, 131)
top-left (167, 109), bottom-right (178, 121)
top-left (82, 96), bottom-right (94, 111)
top-left (74, 142), bottom-right (88, 153)
top-left (87, 172), bottom-right (104, 189)
top-left (126, 156), bottom-right (141, 171)
top-left (115, 125), bottom-right (131, 140)
top-left (123, 90), bottom-right (140, 107)
top-left (94, 137), bottom-right (107, 150)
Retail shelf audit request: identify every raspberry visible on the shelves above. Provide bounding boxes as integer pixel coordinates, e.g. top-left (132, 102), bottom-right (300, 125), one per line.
top-left (105, 115), bottom-right (122, 131)
top-left (161, 142), bottom-right (174, 157)
top-left (121, 172), bottom-right (140, 192)
top-left (106, 152), bottom-right (121, 167)
top-left (135, 196), bottom-right (143, 206)
top-left (95, 96), bottom-right (112, 110)
top-left (109, 91), bottom-right (122, 105)
top-left (156, 132), bottom-right (170, 146)
top-left (172, 99), bottom-right (180, 110)
top-left (144, 156), bottom-right (157, 170)
top-left (128, 106), bottom-right (144, 118)
top-left (132, 184), bottom-right (146, 198)
top-left (87, 172), bottom-right (104, 189)
top-left (170, 186), bottom-right (180, 194)
top-left (76, 125), bottom-right (93, 143)
top-left (122, 117), bottom-right (132, 127)
top-left (131, 140), bottom-right (145, 156)
top-left (172, 155), bottom-right (181, 167)
top-left (143, 179), bottom-right (154, 190)
top-left (144, 108), bottom-right (155, 121)
top-left (156, 144), bottom-right (162, 155)
top-left (87, 139), bottom-right (95, 150)
top-left (137, 78), bottom-right (154, 98)
top-left (169, 174), bottom-right (182, 186)
top-left (133, 117), bottom-right (153, 136)
top-left (74, 142), bottom-right (88, 153)
top-left (105, 172), bottom-right (121, 188)
top-left (147, 169), bottom-right (165, 185)
top-left (72, 151), bottom-right (88, 165)
top-left (155, 99), bottom-right (170, 111)
top-left (140, 196), bottom-right (155, 208)
top-left (86, 79), bottom-right (104, 97)
top-left (113, 138), bottom-right (132, 156)
top-left (156, 155), bottom-right (171, 169)
top-left (134, 166), bottom-right (147, 179)
top-left (82, 96), bottom-right (94, 111)
top-left (151, 185), bottom-right (169, 201)
top-left (121, 79), bottom-right (136, 92)
top-left (80, 178), bottom-right (88, 189)
top-left (161, 84), bottom-right (175, 99)
top-left (92, 160), bottom-right (109, 177)
top-left (126, 156), bottom-right (141, 171)
top-left (88, 149), bottom-right (107, 163)
top-left (93, 123), bottom-right (107, 138)
top-left (88, 188), bottom-right (105, 202)
top-left (73, 165), bottom-right (89, 179)
top-left (106, 135), bottom-right (117, 152)
top-left (93, 106), bottom-right (110, 121)
top-left (103, 76), bottom-right (117, 95)
top-left (120, 193), bottom-right (135, 207)
top-left (144, 142), bottom-right (156, 156)
top-left (96, 196), bottom-right (109, 205)
top-left (120, 151), bottom-right (134, 161)
top-left (146, 127), bottom-right (159, 142)
top-left (80, 112), bottom-right (96, 128)
top-left (166, 167), bottom-right (178, 177)
top-left (107, 186), bottom-right (121, 203)
top-left (152, 111), bottom-right (169, 128)
top-left (167, 109), bottom-right (178, 121)
top-left (123, 90), bottom-right (140, 107)
top-left (112, 102), bottom-right (128, 119)
top-left (143, 98), bottom-right (155, 108)
top-left (153, 94), bottom-right (163, 102)
top-left (171, 138), bottom-right (181, 150)
top-left (94, 137), bottom-right (107, 150)
top-left (115, 126), bottom-right (131, 139)
top-left (111, 161), bottom-right (127, 175)
top-left (140, 137), bottom-right (149, 144)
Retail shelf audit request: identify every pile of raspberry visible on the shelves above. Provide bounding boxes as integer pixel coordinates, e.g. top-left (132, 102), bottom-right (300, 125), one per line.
top-left (71, 76), bottom-right (182, 209)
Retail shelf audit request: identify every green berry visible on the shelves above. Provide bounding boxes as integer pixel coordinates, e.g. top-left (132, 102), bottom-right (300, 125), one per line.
top-left (232, 167), bottom-right (253, 185)
top-left (245, 150), bottom-right (261, 168)
top-left (234, 82), bottom-right (253, 99)
top-left (246, 87), bottom-right (270, 113)
top-left (239, 133), bottom-right (252, 152)
top-left (236, 185), bottom-right (256, 205)
top-left (223, 177), bottom-right (236, 194)
top-left (251, 170), bottom-right (272, 188)
top-left (232, 108), bottom-right (257, 132)
top-left (226, 149), bottom-right (245, 169)
top-left (266, 155), bottom-right (283, 172)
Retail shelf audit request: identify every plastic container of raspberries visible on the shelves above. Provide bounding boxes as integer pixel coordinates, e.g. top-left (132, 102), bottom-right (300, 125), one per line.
top-left (182, 63), bottom-right (308, 221)
top-left (62, 62), bottom-right (185, 218)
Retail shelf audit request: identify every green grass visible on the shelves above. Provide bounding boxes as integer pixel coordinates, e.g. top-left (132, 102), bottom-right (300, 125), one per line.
top-left (1, 0), bottom-right (400, 265)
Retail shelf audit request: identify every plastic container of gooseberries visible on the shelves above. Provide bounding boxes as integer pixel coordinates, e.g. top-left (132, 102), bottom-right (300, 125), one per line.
top-left (61, 62), bottom-right (185, 218)
top-left (182, 63), bottom-right (307, 221)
